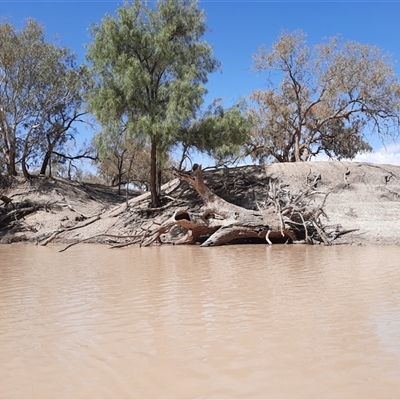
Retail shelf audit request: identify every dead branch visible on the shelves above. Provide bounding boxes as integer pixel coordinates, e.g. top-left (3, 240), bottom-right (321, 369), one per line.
top-left (55, 190), bottom-right (95, 219)
top-left (59, 233), bottom-right (133, 252)
top-left (0, 205), bottom-right (41, 225)
top-left (311, 219), bottom-right (331, 245)
top-left (39, 215), bottom-right (101, 246)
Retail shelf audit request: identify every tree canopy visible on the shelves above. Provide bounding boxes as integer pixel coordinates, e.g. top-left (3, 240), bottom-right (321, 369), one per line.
top-left (0, 18), bottom-right (88, 177)
top-left (249, 30), bottom-right (400, 163)
top-left (86, 0), bottom-right (222, 206)
top-left (175, 99), bottom-right (252, 168)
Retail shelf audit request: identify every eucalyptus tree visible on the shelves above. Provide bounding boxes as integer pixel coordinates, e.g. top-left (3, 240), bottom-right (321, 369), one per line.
top-left (0, 19), bottom-right (88, 177)
top-left (86, 0), bottom-right (220, 207)
top-left (36, 65), bottom-right (89, 176)
top-left (249, 30), bottom-right (400, 163)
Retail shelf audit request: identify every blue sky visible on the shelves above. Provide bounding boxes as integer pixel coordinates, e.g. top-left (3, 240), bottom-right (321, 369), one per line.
top-left (2, 0), bottom-right (400, 165)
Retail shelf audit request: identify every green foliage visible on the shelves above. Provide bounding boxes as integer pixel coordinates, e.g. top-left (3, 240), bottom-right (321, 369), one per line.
top-left (86, 0), bottom-right (221, 206)
top-left (0, 18), bottom-right (88, 176)
top-left (250, 30), bottom-right (400, 162)
top-left (178, 100), bottom-right (252, 166)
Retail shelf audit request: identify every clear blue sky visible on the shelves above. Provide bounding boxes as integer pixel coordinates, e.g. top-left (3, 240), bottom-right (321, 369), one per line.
top-left (2, 0), bottom-right (400, 165)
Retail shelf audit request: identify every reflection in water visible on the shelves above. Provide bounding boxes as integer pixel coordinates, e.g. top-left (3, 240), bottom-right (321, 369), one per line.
top-left (0, 243), bottom-right (400, 398)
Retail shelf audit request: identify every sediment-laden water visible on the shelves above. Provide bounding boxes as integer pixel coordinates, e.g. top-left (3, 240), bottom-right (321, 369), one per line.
top-left (1, 243), bottom-right (400, 398)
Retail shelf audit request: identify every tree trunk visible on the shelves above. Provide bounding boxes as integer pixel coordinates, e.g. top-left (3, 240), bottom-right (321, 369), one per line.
top-left (0, 112), bottom-right (17, 176)
top-left (294, 130), bottom-right (301, 162)
top-left (157, 169), bottom-right (162, 199)
top-left (116, 156), bottom-right (124, 196)
top-left (21, 123), bottom-right (40, 179)
top-left (2, 139), bottom-right (17, 176)
top-left (21, 153), bottom-right (32, 180)
top-left (40, 151), bottom-right (51, 175)
top-left (6, 148), bottom-right (17, 176)
top-left (150, 137), bottom-right (159, 208)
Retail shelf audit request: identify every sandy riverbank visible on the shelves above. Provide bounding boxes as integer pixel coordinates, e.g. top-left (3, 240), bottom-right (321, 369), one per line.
top-left (1, 161), bottom-right (400, 246)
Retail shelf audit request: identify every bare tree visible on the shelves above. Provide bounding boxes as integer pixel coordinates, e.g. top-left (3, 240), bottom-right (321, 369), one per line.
top-left (249, 30), bottom-right (400, 163)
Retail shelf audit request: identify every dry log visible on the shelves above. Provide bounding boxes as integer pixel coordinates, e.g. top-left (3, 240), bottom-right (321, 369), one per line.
top-left (0, 205), bottom-right (41, 225)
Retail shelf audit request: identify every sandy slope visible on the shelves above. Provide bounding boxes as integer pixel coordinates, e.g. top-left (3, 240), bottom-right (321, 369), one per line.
top-left (263, 161), bottom-right (400, 245)
top-left (1, 161), bottom-right (400, 246)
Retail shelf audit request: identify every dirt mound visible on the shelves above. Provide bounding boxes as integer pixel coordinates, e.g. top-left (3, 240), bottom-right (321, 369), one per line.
top-left (1, 161), bottom-right (400, 246)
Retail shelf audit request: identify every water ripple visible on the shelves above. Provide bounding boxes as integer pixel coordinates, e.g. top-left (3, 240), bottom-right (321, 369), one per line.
top-left (1, 244), bottom-right (400, 398)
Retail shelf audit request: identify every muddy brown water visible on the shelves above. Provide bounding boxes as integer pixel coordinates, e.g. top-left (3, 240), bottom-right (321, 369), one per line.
top-left (1, 243), bottom-right (400, 399)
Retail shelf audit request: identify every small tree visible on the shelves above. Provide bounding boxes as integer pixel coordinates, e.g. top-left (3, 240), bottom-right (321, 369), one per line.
top-left (86, 0), bottom-right (219, 207)
top-left (249, 30), bottom-right (400, 163)
top-left (93, 122), bottom-right (151, 193)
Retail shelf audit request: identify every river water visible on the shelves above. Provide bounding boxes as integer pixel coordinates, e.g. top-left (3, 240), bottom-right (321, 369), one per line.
top-left (0, 243), bottom-right (400, 398)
